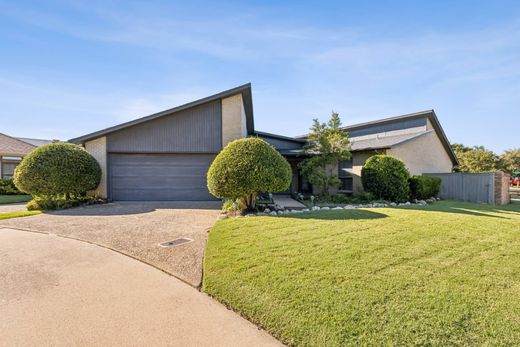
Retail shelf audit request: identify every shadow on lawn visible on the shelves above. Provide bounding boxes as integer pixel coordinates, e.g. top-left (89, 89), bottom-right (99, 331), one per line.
top-left (399, 200), bottom-right (520, 219)
top-left (277, 209), bottom-right (388, 220)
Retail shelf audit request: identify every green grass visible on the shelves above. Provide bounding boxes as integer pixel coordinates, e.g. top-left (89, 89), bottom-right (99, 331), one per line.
top-left (0, 210), bottom-right (41, 220)
top-left (203, 201), bottom-right (520, 346)
top-left (0, 194), bottom-right (31, 204)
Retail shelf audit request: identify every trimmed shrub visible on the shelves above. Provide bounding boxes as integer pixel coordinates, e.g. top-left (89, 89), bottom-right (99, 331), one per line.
top-left (221, 198), bottom-right (246, 215)
top-left (361, 155), bottom-right (410, 202)
top-left (13, 142), bottom-right (101, 197)
top-left (409, 175), bottom-right (441, 200)
top-left (26, 195), bottom-right (106, 211)
top-left (207, 138), bottom-right (292, 209)
top-left (0, 178), bottom-right (25, 195)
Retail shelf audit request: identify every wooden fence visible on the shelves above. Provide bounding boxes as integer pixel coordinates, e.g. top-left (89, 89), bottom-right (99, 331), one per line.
top-left (425, 172), bottom-right (510, 205)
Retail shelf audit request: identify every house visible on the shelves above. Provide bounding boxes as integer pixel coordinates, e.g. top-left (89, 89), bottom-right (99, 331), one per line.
top-left (69, 84), bottom-right (254, 201)
top-left (70, 84), bottom-right (457, 201)
top-left (0, 133), bottom-right (54, 179)
top-left (295, 110), bottom-right (458, 194)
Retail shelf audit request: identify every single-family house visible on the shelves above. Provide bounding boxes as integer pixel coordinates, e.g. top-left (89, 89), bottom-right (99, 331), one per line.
top-left (70, 84), bottom-right (457, 200)
top-left (0, 133), bottom-right (54, 179)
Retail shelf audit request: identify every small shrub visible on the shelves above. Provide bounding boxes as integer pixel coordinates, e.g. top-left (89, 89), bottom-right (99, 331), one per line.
top-left (26, 195), bottom-right (105, 211)
top-left (207, 138), bottom-right (292, 210)
top-left (221, 199), bottom-right (246, 215)
top-left (361, 155), bottom-right (410, 202)
top-left (14, 142), bottom-right (101, 198)
top-left (409, 175), bottom-right (441, 200)
top-left (0, 178), bottom-right (25, 195)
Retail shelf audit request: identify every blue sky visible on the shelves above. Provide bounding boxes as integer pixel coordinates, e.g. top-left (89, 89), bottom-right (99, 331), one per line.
top-left (1, 1), bottom-right (519, 153)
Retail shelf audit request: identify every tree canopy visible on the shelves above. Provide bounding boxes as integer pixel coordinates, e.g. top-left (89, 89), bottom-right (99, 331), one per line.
top-left (499, 148), bottom-right (520, 174)
top-left (452, 143), bottom-right (500, 173)
top-left (299, 112), bottom-right (351, 196)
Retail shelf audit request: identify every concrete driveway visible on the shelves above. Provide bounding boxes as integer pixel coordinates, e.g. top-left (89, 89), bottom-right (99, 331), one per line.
top-left (0, 228), bottom-right (282, 346)
top-left (0, 201), bottom-right (221, 287)
top-left (0, 203), bottom-right (28, 213)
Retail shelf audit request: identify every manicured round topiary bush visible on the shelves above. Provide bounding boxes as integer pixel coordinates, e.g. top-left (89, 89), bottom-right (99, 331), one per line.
top-left (207, 137), bottom-right (292, 210)
top-left (361, 155), bottom-right (410, 202)
top-left (13, 142), bottom-right (101, 197)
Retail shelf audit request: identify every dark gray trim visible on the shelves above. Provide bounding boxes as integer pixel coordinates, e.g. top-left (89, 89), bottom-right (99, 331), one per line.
top-left (341, 110), bottom-right (434, 132)
top-left (254, 131), bottom-right (306, 143)
top-left (107, 151), bottom-right (221, 155)
top-left (69, 83), bottom-right (254, 144)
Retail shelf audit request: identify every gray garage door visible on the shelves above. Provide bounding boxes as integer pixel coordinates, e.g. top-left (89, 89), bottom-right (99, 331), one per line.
top-left (109, 153), bottom-right (217, 201)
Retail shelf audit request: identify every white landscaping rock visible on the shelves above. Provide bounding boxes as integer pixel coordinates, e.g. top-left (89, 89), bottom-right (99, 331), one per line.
top-left (344, 205), bottom-right (354, 209)
top-left (311, 206), bottom-right (321, 211)
top-left (321, 207), bottom-right (330, 210)
top-left (390, 202), bottom-right (397, 207)
top-left (264, 208), bottom-right (271, 213)
top-left (302, 208), bottom-right (310, 212)
top-left (269, 211), bottom-right (277, 216)
top-left (332, 207), bottom-right (342, 210)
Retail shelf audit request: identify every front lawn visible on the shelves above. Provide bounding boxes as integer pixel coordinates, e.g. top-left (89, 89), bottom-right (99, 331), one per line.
top-left (204, 201), bottom-right (520, 346)
top-left (0, 210), bottom-right (41, 220)
top-left (0, 195), bottom-right (31, 204)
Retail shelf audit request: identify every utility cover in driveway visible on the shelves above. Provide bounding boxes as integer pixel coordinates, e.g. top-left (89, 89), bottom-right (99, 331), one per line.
top-left (159, 238), bottom-right (193, 248)
top-left (109, 153), bottom-right (216, 201)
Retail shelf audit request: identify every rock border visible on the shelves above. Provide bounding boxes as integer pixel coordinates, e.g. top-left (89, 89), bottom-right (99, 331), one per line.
top-left (238, 197), bottom-right (440, 218)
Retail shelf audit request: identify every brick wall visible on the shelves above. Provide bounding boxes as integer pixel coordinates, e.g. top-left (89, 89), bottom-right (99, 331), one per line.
top-left (494, 171), bottom-right (511, 205)
top-left (221, 94), bottom-right (247, 146)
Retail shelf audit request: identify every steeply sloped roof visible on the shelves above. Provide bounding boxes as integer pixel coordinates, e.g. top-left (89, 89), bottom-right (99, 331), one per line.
top-left (350, 130), bottom-right (433, 151)
top-left (0, 133), bottom-right (37, 156)
top-left (69, 83), bottom-right (254, 144)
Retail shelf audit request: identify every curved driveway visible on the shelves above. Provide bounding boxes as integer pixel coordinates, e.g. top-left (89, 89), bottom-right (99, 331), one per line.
top-left (0, 228), bottom-right (282, 347)
top-left (0, 201), bottom-right (222, 287)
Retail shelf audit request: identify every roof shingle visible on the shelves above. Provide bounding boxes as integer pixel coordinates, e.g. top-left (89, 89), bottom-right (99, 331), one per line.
top-left (0, 133), bottom-right (37, 156)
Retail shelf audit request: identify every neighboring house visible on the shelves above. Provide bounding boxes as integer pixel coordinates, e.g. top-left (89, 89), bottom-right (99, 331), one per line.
top-left (0, 133), bottom-right (54, 179)
top-left (70, 84), bottom-right (457, 201)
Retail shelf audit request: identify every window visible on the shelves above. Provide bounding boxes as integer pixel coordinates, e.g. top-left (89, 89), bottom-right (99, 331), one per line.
top-left (338, 159), bottom-right (353, 192)
top-left (1, 163), bottom-right (18, 179)
top-left (1, 157), bottom-right (22, 179)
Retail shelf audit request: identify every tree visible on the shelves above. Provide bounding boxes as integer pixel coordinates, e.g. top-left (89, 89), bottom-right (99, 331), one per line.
top-left (13, 143), bottom-right (101, 198)
top-left (299, 112), bottom-right (351, 197)
top-left (207, 137), bottom-right (292, 210)
top-left (452, 143), bottom-right (500, 173)
top-left (361, 155), bottom-right (410, 201)
top-left (499, 148), bottom-right (520, 174)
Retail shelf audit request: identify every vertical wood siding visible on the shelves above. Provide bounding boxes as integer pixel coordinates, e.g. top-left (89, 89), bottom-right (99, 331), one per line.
top-left (107, 100), bottom-right (222, 153)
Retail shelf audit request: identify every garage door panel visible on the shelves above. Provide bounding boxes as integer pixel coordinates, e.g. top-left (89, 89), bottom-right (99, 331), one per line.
top-left (112, 187), bottom-right (211, 201)
top-left (111, 176), bottom-right (209, 188)
top-left (109, 154), bottom-right (216, 201)
top-left (111, 166), bottom-right (209, 176)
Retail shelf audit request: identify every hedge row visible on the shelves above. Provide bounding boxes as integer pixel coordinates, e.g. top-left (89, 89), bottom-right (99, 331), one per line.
top-left (0, 178), bottom-right (25, 195)
top-left (409, 175), bottom-right (441, 200)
